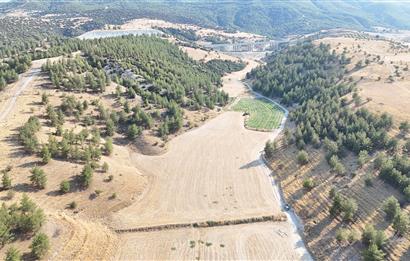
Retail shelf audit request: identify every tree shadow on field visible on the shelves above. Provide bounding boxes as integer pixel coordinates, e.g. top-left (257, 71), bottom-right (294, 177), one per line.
top-left (13, 183), bottom-right (37, 193)
top-left (240, 159), bottom-right (263, 169)
top-left (18, 161), bottom-right (41, 169)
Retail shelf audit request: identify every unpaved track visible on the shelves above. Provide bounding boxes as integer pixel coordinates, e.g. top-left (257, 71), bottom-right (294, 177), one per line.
top-left (0, 66), bottom-right (41, 123)
top-left (113, 59), bottom-right (312, 260)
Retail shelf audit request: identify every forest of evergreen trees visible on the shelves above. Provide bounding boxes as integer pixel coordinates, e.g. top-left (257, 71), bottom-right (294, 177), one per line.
top-left (39, 36), bottom-right (242, 139)
top-left (0, 55), bottom-right (32, 91)
top-left (252, 42), bottom-right (410, 258)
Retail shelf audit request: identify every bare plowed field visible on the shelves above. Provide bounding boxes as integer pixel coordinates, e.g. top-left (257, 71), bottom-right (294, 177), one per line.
top-left (116, 222), bottom-right (308, 260)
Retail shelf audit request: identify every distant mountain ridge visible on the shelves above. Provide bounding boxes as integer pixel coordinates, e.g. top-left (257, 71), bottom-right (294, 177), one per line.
top-left (3, 0), bottom-right (410, 37)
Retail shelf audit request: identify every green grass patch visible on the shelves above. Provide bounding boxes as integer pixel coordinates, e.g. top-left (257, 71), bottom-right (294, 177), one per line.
top-left (232, 98), bottom-right (284, 130)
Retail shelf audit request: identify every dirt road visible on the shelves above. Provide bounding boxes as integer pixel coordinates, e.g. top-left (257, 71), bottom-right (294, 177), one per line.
top-left (0, 66), bottom-right (41, 123)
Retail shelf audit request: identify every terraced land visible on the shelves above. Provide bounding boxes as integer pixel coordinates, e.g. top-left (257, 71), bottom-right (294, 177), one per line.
top-left (268, 136), bottom-right (410, 260)
top-left (232, 98), bottom-right (285, 131)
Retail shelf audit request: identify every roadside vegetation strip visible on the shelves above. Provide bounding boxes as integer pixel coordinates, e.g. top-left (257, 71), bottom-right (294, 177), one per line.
top-left (115, 214), bottom-right (287, 233)
top-left (232, 97), bottom-right (285, 131)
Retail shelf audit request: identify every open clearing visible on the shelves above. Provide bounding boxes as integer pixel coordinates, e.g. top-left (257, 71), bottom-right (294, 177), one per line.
top-left (111, 111), bottom-right (283, 228)
top-left (319, 36), bottom-right (410, 126)
top-left (232, 97), bottom-right (284, 131)
top-left (116, 223), bottom-right (307, 260)
top-left (121, 18), bottom-right (266, 41)
top-left (110, 55), bottom-right (309, 259)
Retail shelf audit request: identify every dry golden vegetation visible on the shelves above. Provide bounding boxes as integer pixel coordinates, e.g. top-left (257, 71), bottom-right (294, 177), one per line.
top-left (319, 36), bottom-right (410, 126)
top-left (268, 135), bottom-right (410, 260)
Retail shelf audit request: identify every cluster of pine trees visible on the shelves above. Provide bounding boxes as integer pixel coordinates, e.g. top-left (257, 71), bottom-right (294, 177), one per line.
top-left (41, 57), bottom-right (110, 93)
top-left (0, 194), bottom-right (49, 259)
top-left (0, 55), bottom-right (32, 91)
top-left (39, 36), bottom-right (242, 138)
top-left (378, 153), bottom-right (410, 200)
top-left (255, 42), bottom-right (410, 258)
top-left (80, 35), bottom-right (230, 110)
top-left (205, 59), bottom-right (246, 78)
top-left (253, 42), bottom-right (398, 167)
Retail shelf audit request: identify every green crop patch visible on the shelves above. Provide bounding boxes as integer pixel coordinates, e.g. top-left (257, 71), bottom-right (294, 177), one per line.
top-left (232, 98), bottom-right (284, 131)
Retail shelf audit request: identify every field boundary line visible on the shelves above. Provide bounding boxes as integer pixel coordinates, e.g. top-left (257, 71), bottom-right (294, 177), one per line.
top-left (114, 214), bottom-right (287, 234)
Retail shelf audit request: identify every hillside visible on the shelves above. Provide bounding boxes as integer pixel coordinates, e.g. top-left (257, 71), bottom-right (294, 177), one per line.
top-left (3, 0), bottom-right (410, 37)
top-left (248, 40), bottom-right (410, 260)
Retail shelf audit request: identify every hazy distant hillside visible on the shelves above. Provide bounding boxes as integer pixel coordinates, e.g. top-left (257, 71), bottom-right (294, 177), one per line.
top-left (3, 0), bottom-right (410, 37)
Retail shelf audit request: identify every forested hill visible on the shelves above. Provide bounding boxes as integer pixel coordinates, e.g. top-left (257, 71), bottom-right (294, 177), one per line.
top-left (3, 0), bottom-right (410, 37)
top-left (256, 42), bottom-right (410, 261)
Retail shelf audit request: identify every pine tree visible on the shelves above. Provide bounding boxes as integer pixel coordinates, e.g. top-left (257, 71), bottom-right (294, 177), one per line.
top-left (383, 196), bottom-right (400, 221)
top-left (29, 167), bottom-right (47, 189)
top-left (41, 145), bottom-right (51, 164)
top-left (60, 180), bottom-right (70, 194)
top-left (104, 137), bottom-right (113, 156)
top-left (393, 210), bottom-right (410, 236)
top-left (30, 233), bottom-right (50, 259)
top-left (5, 247), bottom-right (21, 261)
top-left (80, 164), bottom-right (93, 188)
top-left (2, 172), bottom-right (12, 190)
top-left (362, 244), bottom-right (385, 261)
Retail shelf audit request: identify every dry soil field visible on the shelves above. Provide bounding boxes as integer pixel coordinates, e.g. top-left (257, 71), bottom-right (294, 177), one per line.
top-left (111, 58), bottom-right (310, 260)
top-left (0, 42), bottom-right (311, 259)
top-left (319, 36), bottom-right (410, 125)
top-left (121, 18), bottom-right (266, 41)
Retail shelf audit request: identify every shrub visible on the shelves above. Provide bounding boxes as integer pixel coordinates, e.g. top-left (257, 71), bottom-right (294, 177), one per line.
top-left (68, 201), bottom-right (77, 209)
top-left (341, 197), bottom-right (358, 221)
top-left (102, 162), bottom-right (109, 173)
top-left (362, 243), bottom-right (385, 261)
top-left (302, 178), bottom-right (315, 190)
top-left (336, 228), bottom-right (349, 243)
top-left (5, 247), bottom-right (21, 261)
top-left (334, 162), bottom-right (346, 175)
top-left (29, 167), bottom-right (47, 189)
top-left (127, 124), bottom-right (141, 140)
top-left (106, 119), bottom-right (115, 136)
top-left (2, 172), bottom-right (12, 190)
top-left (17, 194), bottom-right (45, 234)
top-left (362, 224), bottom-right (386, 248)
top-left (297, 150), bottom-right (309, 165)
top-left (60, 180), bottom-right (70, 194)
top-left (393, 210), bottom-right (410, 236)
top-left (30, 233), bottom-right (50, 259)
top-left (41, 93), bottom-right (49, 105)
top-left (330, 193), bottom-right (357, 221)
top-left (41, 146), bottom-right (51, 164)
top-left (19, 116), bottom-right (41, 153)
top-left (364, 174), bottom-right (373, 187)
top-left (104, 137), bottom-right (113, 156)
top-left (399, 121), bottom-right (410, 135)
top-left (374, 152), bottom-right (387, 169)
top-left (403, 140), bottom-right (410, 154)
top-left (404, 185), bottom-right (410, 202)
top-left (383, 196), bottom-right (400, 221)
top-left (264, 140), bottom-right (276, 159)
top-left (80, 164), bottom-right (93, 188)
top-left (358, 150), bottom-right (369, 167)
